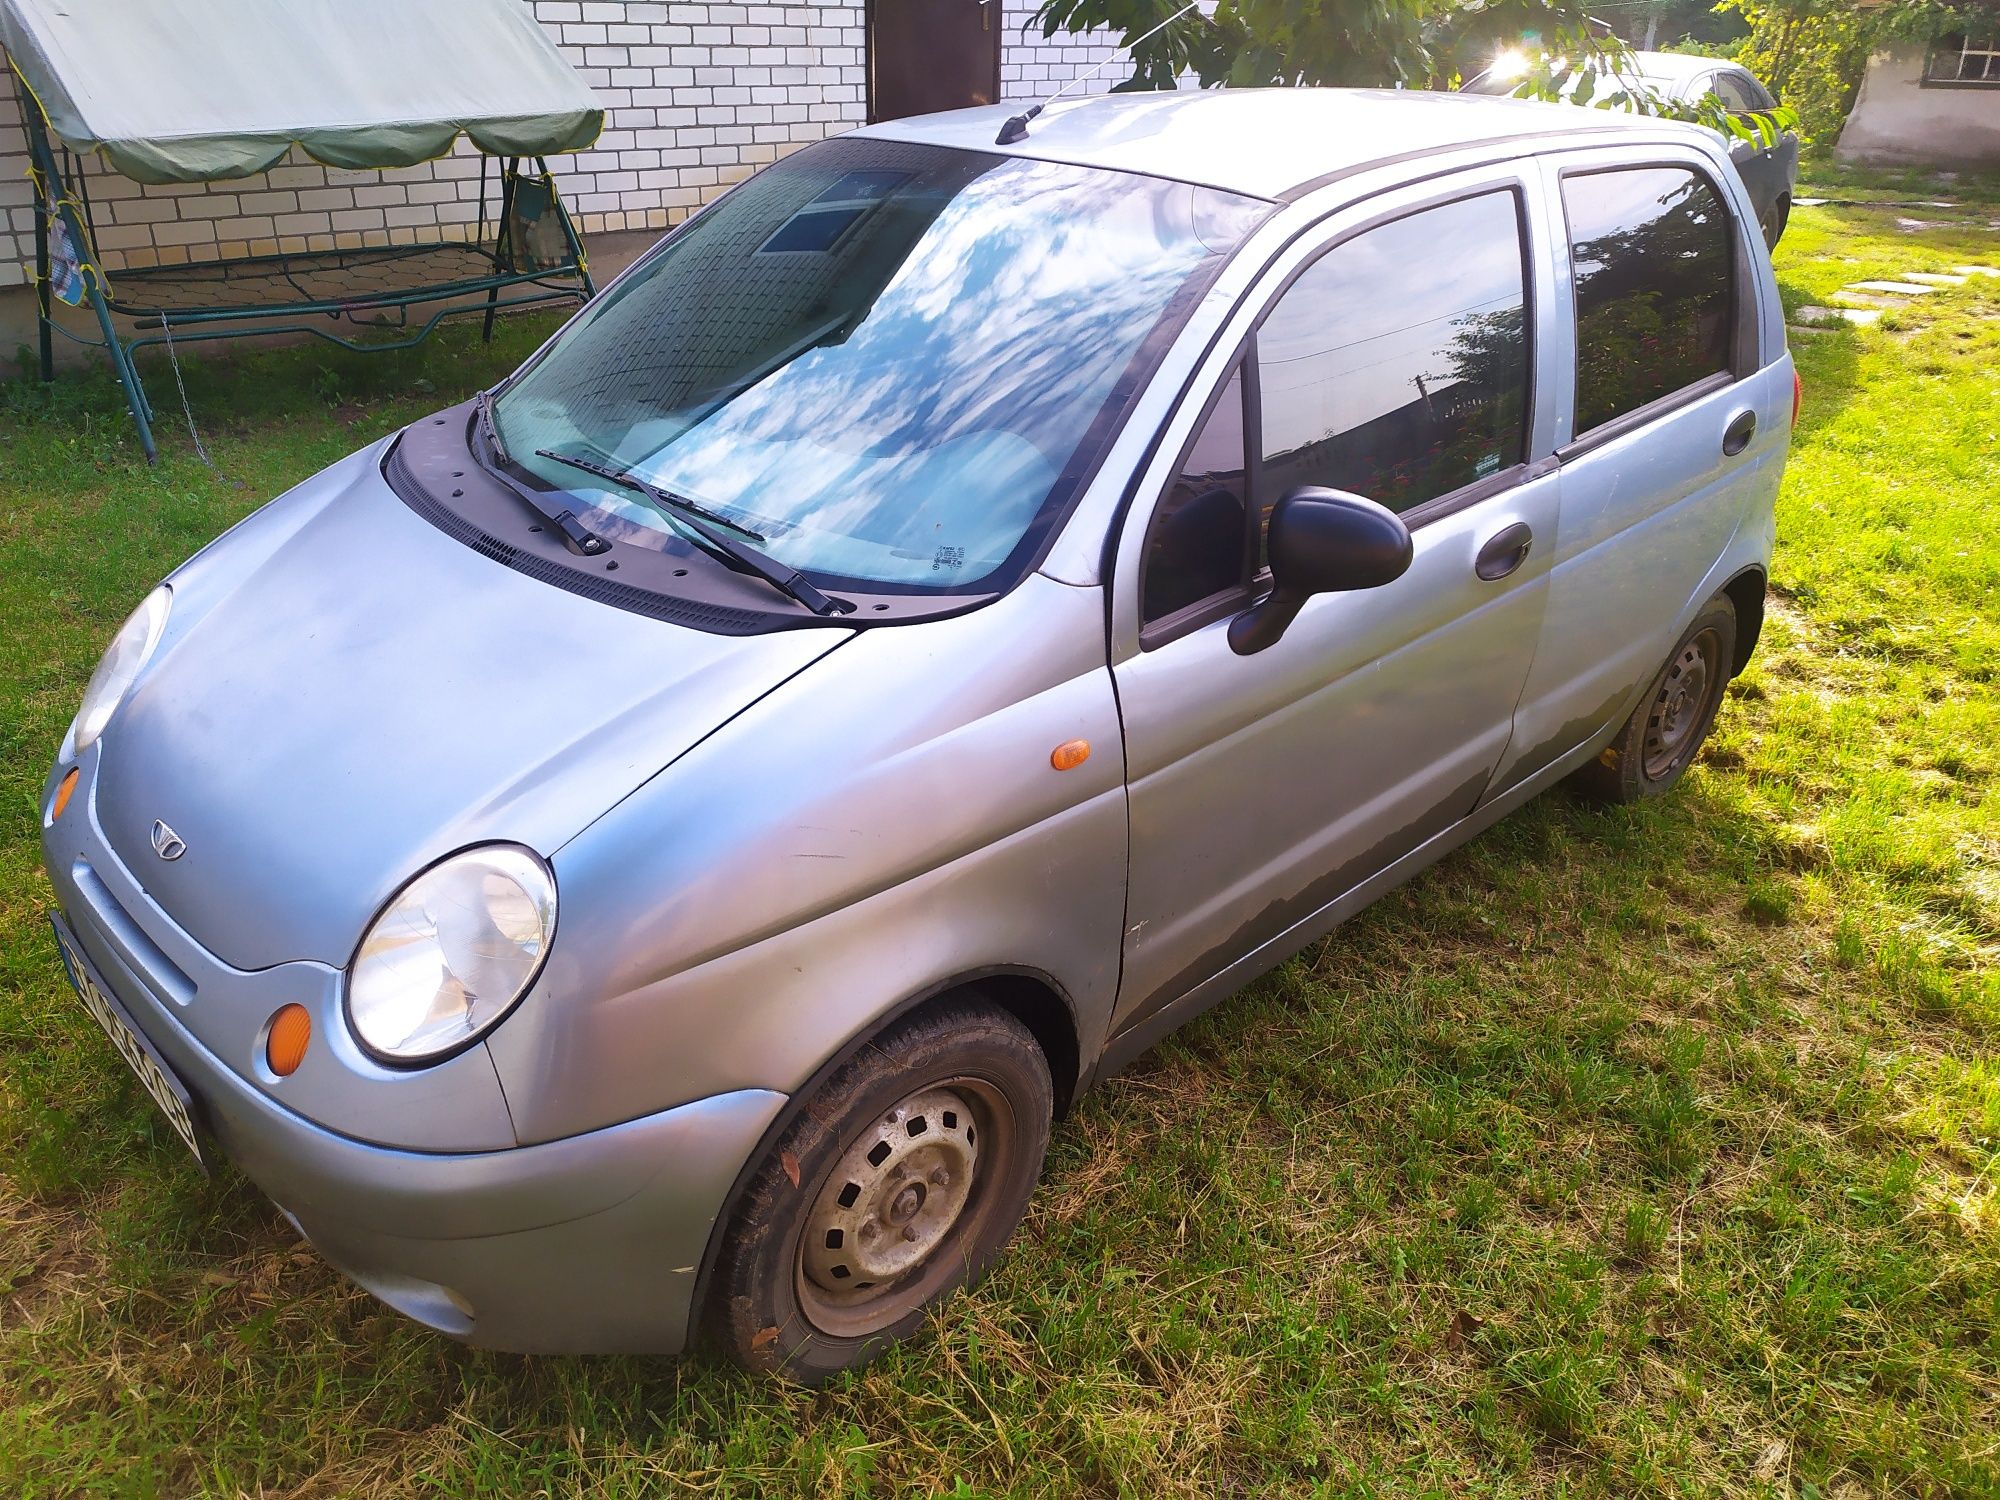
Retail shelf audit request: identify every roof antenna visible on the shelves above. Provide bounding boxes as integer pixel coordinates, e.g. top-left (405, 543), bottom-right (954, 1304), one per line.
top-left (995, 0), bottom-right (1215, 145)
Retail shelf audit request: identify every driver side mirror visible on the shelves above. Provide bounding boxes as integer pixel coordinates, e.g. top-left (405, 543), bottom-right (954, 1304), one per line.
top-left (1228, 487), bottom-right (1413, 656)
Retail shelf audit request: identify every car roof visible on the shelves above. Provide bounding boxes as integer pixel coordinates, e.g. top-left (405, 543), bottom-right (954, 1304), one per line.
top-left (1621, 50), bottom-right (1733, 84)
top-left (857, 87), bottom-right (1710, 202)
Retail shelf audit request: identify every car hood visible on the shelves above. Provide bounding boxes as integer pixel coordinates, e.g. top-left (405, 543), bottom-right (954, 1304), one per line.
top-left (93, 443), bottom-right (851, 970)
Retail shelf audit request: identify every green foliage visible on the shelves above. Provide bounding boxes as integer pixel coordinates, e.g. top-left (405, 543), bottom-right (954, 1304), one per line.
top-left (1504, 53), bottom-right (1800, 150)
top-left (1718, 0), bottom-right (1883, 146)
top-left (1719, 0), bottom-right (1991, 147)
top-left (1615, 0), bottom-right (1746, 50)
top-left (1028, 0), bottom-right (1605, 91)
top-left (1029, 0), bottom-right (1797, 149)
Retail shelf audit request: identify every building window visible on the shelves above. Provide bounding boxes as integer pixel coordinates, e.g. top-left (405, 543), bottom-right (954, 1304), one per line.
top-left (1923, 32), bottom-right (2000, 87)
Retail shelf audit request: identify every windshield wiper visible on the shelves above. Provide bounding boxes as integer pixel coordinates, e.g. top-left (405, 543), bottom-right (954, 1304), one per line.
top-left (470, 391), bottom-right (611, 556)
top-left (534, 447), bottom-right (853, 617)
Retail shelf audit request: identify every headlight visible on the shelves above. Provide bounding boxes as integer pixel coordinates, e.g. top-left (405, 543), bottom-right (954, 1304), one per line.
top-left (71, 585), bottom-right (171, 756)
top-left (347, 845), bottom-right (556, 1064)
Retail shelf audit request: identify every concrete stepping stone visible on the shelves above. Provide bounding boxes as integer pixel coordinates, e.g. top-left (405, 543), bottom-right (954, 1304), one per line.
top-left (1793, 305), bottom-right (1881, 328)
top-left (1951, 264), bottom-right (1999, 277)
top-left (1844, 279), bottom-right (1939, 296)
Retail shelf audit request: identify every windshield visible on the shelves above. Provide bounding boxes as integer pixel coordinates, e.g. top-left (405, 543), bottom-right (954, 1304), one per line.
top-left (491, 138), bottom-right (1269, 593)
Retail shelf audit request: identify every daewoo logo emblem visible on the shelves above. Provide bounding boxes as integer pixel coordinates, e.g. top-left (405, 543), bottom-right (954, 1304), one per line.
top-left (150, 820), bottom-right (186, 861)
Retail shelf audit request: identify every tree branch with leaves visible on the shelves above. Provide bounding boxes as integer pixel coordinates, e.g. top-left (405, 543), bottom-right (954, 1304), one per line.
top-left (1029, 0), bottom-right (1799, 150)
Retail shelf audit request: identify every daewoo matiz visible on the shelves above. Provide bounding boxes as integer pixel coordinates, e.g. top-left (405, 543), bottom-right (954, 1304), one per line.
top-left (42, 88), bottom-right (1794, 1381)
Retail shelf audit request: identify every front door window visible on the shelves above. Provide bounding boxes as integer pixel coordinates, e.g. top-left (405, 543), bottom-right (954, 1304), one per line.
top-left (1255, 189), bottom-right (1532, 529)
top-left (1139, 188), bottom-right (1535, 634)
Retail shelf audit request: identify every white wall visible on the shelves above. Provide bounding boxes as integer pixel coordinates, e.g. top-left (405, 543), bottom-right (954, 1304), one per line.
top-left (0, 0), bottom-right (1123, 292)
top-left (1837, 41), bottom-right (2000, 167)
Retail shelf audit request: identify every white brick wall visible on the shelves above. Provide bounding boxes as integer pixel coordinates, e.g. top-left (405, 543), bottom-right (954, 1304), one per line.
top-left (1000, 0), bottom-right (1124, 95)
top-left (0, 0), bottom-right (1124, 292)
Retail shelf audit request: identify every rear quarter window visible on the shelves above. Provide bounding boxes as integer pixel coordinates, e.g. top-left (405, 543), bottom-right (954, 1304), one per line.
top-left (1561, 165), bottom-right (1738, 436)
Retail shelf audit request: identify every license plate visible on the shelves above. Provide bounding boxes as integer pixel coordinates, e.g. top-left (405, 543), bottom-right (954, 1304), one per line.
top-left (53, 923), bottom-right (206, 1169)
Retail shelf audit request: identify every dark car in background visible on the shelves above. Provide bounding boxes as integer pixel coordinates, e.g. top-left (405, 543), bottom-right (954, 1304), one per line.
top-left (1464, 50), bottom-right (1801, 247)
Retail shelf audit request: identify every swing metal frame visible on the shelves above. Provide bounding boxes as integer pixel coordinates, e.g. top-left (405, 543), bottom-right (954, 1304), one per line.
top-left (16, 72), bottom-right (596, 462)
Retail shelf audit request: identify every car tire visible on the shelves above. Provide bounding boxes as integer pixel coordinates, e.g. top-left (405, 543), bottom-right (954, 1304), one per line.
top-left (1570, 596), bottom-right (1736, 806)
top-left (708, 998), bottom-right (1053, 1383)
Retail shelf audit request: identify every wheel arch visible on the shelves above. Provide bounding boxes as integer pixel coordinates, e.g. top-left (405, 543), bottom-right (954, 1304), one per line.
top-left (689, 965), bottom-right (1082, 1343)
top-left (1720, 565), bottom-right (1766, 676)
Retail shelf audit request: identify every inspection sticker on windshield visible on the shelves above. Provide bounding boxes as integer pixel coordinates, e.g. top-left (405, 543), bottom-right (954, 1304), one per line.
top-left (51, 919), bottom-right (206, 1169)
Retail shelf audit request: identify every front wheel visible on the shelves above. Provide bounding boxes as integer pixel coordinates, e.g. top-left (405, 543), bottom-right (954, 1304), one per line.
top-left (708, 999), bottom-right (1053, 1383)
top-left (1570, 597), bottom-right (1736, 805)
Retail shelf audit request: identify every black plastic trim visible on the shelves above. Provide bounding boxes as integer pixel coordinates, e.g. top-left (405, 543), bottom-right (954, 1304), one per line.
top-left (1277, 125), bottom-right (1632, 203)
top-left (387, 432), bottom-right (781, 635)
top-left (386, 406), bottom-right (1010, 633)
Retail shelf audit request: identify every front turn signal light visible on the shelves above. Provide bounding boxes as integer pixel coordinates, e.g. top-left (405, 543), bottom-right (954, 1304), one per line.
top-left (266, 1004), bottom-right (312, 1077)
top-left (1050, 739), bottom-right (1091, 771)
top-left (50, 768), bottom-right (79, 823)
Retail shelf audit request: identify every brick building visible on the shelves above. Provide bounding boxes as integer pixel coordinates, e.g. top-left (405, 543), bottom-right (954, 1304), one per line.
top-left (0, 1), bottom-right (1116, 316)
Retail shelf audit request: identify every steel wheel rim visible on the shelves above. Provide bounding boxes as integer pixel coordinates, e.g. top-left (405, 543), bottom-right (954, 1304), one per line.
top-left (795, 1075), bottom-right (1017, 1339)
top-left (1642, 628), bottom-right (1721, 781)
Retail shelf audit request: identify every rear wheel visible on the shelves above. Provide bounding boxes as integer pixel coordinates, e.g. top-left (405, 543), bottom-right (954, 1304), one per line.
top-left (1570, 597), bottom-right (1736, 805)
top-left (709, 999), bottom-right (1053, 1383)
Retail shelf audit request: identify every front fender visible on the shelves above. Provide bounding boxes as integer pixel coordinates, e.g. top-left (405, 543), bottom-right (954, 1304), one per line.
top-left (487, 575), bottom-right (1127, 1144)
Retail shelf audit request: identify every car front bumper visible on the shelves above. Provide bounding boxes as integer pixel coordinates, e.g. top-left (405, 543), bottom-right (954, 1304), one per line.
top-left (47, 903), bottom-right (784, 1355)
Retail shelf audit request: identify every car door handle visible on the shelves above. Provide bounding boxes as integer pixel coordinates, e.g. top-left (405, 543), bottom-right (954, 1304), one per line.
top-left (1723, 409), bottom-right (1757, 456)
top-left (1474, 522), bottom-right (1533, 581)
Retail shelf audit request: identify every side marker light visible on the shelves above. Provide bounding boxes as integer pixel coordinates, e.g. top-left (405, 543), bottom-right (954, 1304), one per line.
top-left (50, 768), bottom-right (78, 823)
top-left (266, 1004), bottom-right (312, 1077)
top-left (1051, 740), bottom-right (1091, 771)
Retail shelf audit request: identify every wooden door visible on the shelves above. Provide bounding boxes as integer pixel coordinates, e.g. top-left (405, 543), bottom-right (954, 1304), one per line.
top-left (869, 0), bottom-right (1002, 122)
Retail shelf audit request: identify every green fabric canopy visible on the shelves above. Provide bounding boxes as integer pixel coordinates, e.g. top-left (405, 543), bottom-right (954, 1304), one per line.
top-left (1, 0), bottom-right (603, 184)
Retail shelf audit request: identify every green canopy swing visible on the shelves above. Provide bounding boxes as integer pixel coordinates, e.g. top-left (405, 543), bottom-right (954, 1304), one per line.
top-left (2, 0), bottom-right (605, 460)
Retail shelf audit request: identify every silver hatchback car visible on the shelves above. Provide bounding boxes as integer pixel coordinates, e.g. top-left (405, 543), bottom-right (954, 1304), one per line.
top-left (41, 88), bottom-right (1794, 1381)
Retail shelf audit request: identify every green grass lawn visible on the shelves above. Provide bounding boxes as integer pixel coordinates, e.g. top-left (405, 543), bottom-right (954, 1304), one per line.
top-left (2, 183), bottom-right (1998, 1497)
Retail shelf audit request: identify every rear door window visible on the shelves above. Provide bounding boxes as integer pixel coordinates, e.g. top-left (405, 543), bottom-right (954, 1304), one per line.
top-left (1561, 166), bottom-right (1738, 436)
top-left (1711, 71), bottom-right (1771, 112)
